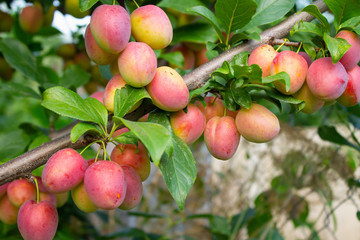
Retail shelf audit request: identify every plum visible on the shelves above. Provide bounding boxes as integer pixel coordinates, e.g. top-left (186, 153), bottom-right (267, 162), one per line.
top-left (71, 182), bottom-right (98, 213)
top-left (335, 30), bottom-right (360, 71)
top-left (119, 165), bottom-right (143, 210)
top-left (248, 44), bottom-right (278, 77)
top-left (0, 195), bottom-right (19, 224)
top-left (337, 65), bottom-right (360, 107)
top-left (7, 179), bottom-right (36, 208)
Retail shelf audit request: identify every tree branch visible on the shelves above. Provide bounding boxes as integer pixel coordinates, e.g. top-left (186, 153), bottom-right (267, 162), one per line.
top-left (0, 0), bottom-right (328, 185)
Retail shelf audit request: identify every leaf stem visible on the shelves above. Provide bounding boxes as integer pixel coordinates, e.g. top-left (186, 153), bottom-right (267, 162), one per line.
top-left (108, 123), bottom-right (118, 140)
top-left (296, 42), bottom-right (303, 54)
top-left (132, 0), bottom-right (140, 8)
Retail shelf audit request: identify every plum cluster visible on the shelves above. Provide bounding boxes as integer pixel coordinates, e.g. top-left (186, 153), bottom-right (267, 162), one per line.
top-left (248, 30), bottom-right (360, 114)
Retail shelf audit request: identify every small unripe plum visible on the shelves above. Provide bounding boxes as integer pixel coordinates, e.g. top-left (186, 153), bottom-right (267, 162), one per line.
top-left (306, 57), bottom-right (348, 101)
top-left (0, 183), bottom-right (9, 199)
top-left (170, 45), bottom-right (196, 70)
top-left (0, 195), bottom-right (19, 224)
top-left (235, 103), bottom-right (280, 143)
top-left (7, 179), bottom-right (36, 208)
top-left (131, 5), bottom-right (172, 49)
top-left (17, 200), bottom-right (58, 240)
top-left (337, 66), bottom-right (360, 107)
top-left (226, 109), bottom-right (238, 118)
top-left (204, 116), bottom-right (240, 160)
top-left (293, 83), bottom-right (324, 114)
top-left (118, 42), bottom-right (157, 87)
top-left (0, 10), bottom-right (13, 32)
top-left (71, 182), bottom-right (98, 213)
top-left (90, 5), bottom-right (131, 54)
top-left (298, 52), bottom-right (312, 67)
top-left (84, 160), bottom-right (127, 210)
top-left (111, 143), bottom-right (150, 181)
top-left (85, 25), bottom-right (117, 65)
top-left (89, 91), bottom-right (104, 104)
top-left (270, 50), bottom-right (308, 95)
top-left (146, 66), bottom-right (189, 112)
top-left (42, 148), bottom-right (88, 193)
top-left (56, 43), bottom-right (76, 59)
top-left (335, 30), bottom-right (360, 71)
top-left (65, 0), bottom-right (89, 18)
top-left (170, 104), bottom-right (206, 145)
top-left (19, 5), bottom-right (44, 34)
top-left (74, 52), bottom-right (91, 71)
top-left (39, 192), bottom-right (57, 207)
top-left (195, 96), bottom-right (225, 122)
top-left (55, 192), bottom-right (69, 208)
top-left (119, 165), bottom-right (143, 210)
top-left (248, 44), bottom-right (278, 77)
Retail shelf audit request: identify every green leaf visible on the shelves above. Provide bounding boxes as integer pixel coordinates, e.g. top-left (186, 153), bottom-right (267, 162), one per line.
top-left (60, 65), bottom-right (91, 88)
top-left (80, 0), bottom-right (98, 12)
top-left (0, 82), bottom-right (41, 99)
top-left (84, 97), bottom-right (108, 129)
top-left (114, 86), bottom-right (150, 118)
top-left (172, 23), bottom-right (218, 44)
top-left (99, 64), bottom-right (112, 81)
top-left (303, 44), bottom-right (317, 60)
top-left (0, 130), bottom-right (30, 163)
top-left (318, 125), bottom-right (360, 151)
top-left (159, 52), bottom-right (184, 69)
top-left (157, 0), bottom-right (205, 14)
top-left (231, 81), bottom-right (252, 109)
top-left (301, 5), bottom-right (331, 32)
top-left (324, 0), bottom-right (360, 30)
top-left (148, 111), bottom-right (197, 211)
top-left (42, 86), bottom-right (106, 125)
top-left (230, 52), bottom-right (250, 67)
top-left (338, 16), bottom-right (360, 33)
top-left (222, 89), bottom-right (238, 111)
top-left (357, 211), bottom-right (360, 221)
top-left (262, 72), bottom-right (291, 92)
top-left (189, 81), bottom-right (210, 100)
top-left (241, 0), bottom-right (295, 31)
top-left (0, 38), bottom-right (47, 84)
top-left (70, 122), bottom-right (102, 143)
top-left (28, 135), bottom-right (51, 151)
top-left (229, 32), bottom-right (261, 46)
top-left (323, 33), bottom-right (351, 63)
top-left (113, 131), bottom-right (138, 146)
top-left (290, 21), bottom-right (325, 37)
top-left (215, 0), bottom-right (257, 36)
top-left (188, 6), bottom-right (223, 42)
top-left (114, 117), bottom-right (172, 166)
top-left (232, 65), bottom-right (263, 82)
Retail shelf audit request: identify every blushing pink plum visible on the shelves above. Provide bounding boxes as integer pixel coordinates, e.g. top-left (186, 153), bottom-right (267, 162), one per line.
top-left (17, 200), bottom-right (58, 240)
top-left (195, 96), bottom-right (225, 122)
top-left (293, 83), bottom-right (324, 114)
top-left (42, 148), bottom-right (87, 193)
top-left (131, 5), bottom-right (172, 49)
top-left (7, 179), bottom-right (36, 208)
top-left (84, 25), bottom-right (117, 65)
top-left (90, 5), bottom-right (131, 54)
top-left (146, 66), bottom-right (189, 112)
top-left (270, 50), bottom-right (308, 95)
top-left (19, 5), bottom-right (44, 34)
top-left (119, 165), bottom-right (143, 210)
top-left (170, 104), bottom-right (206, 145)
top-left (337, 66), bottom-right (360, 107)
top-left (204, 116), bottom-right (240, 160)
top-left (111, 143), bottom-right (150, 181)
top-left (306, 57), bottom-right (348, 101)
top-left (84, 160), bottom-right (127, 210)
top-left (0, 195), bottom-right (19, 224)
top-left (118, 42), bottom-right (157, 87)
top-left (335, 30), bottom-right (360, 71)
top-left (235, 103), bottom-right (280, 143)
top-left (248, 44), bottom-right (278, 77)
top-left (89, 91), bottom-right (104, 104)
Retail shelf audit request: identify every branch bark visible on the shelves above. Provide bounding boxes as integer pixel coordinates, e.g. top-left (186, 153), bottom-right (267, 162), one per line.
top-left (0, 0), bottom-right (328, 185)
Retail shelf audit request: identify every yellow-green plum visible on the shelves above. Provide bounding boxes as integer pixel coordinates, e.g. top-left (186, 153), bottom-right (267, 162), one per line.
top-left (65, 0), bottom-right (89, 18)
top-left (131, 5), bottom-right (172, 49)
top-left (335, 30), bottom-right (360, 71)
top-left (170, 104), bottom-right (206, 145)
top-left (17, 200), bottom-right (58, 240)
top-left (195, 96), bottom-right (225, 122)
top-left (293, 83), bottom-right (324, 114)
top-left (337, 66), bottom-right (360, 107)
top-left (39, 192), bottom-right (57, 207)
top-left (84, 161), bottom-right (127, 210)
top-left (55, 192), bottom-right (69, 208)
top-left (0, 10), bottom-right (13, 32)
top-left (85, 25), bottom-right (117, 65)
top-left (111, 142), bottom-right (150, 181)
top-left (71, 182), bottom-right (98, 213)
top-left (170, 45), bottom-right (195, 70)
top-left (119, 165), bottom-right (143, 210)
top-left (204, 116), bottom-right (240, 160)
top-left (146, 66), bottom-right (189, 112)
top-left (7, 179), bottom-right (36, 208)
top-left (19, 5), bottom-right (44, 34)
top-left (270, 50), bottom-right (308, 95)
top-left (90, 5), bottom-right (131, 54)
top-left (0, 195), bottom-right (19, 224)
top-left (42, 148), bottom-right (88, 193)
top-left (235, 103), bottom-right (280, 143)
top-left (306, 57), bottom-right (348, 101)
top-left (118, 42), bottom-right (157, 87)
top-left (248, 44), bottom-right (278, 77)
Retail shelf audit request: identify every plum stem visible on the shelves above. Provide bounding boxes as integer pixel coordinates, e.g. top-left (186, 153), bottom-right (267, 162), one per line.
top-left (95, 148), bottom-right (101, 162)
top-left (32, 176), bottom-right (40, 204)
top-left (296, 42), bottom-right (303, 54)
top-left (132, 0), bottom-right (140, 8)
top-left (275, 38), bottom-right (288, 52)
